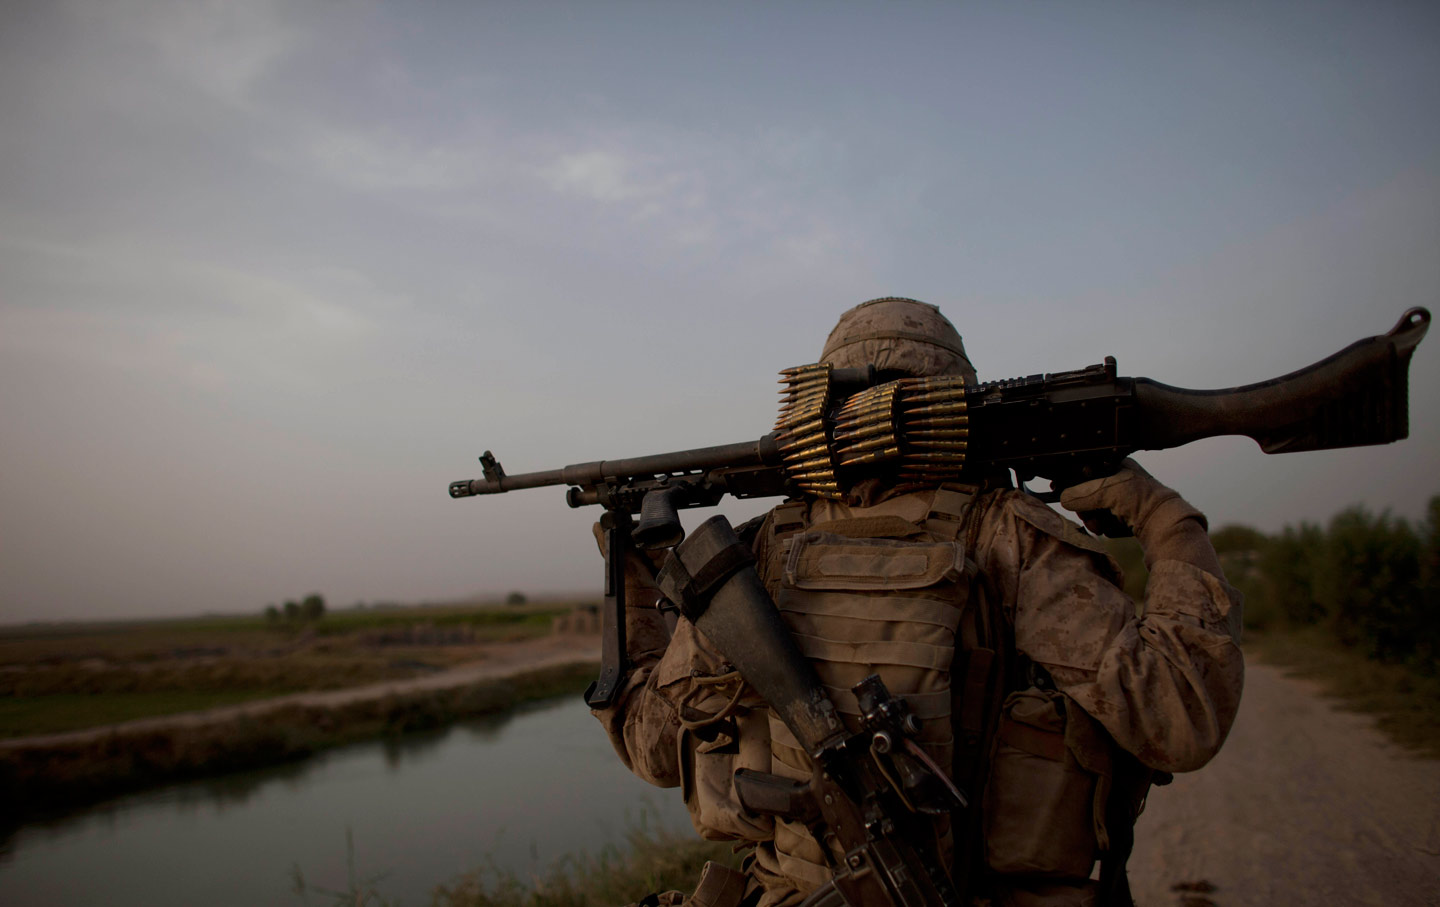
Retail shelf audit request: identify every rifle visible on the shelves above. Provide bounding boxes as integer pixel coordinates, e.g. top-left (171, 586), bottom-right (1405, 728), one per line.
top-left (449, 307), bottom-right (1429, 709)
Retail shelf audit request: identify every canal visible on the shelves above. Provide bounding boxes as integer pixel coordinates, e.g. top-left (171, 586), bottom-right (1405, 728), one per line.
top-left (0, 696), bottom-right (692, 906)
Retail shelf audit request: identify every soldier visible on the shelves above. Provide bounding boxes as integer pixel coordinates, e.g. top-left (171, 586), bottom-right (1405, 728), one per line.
top-left (592, 298), bottom-right (1245, 907)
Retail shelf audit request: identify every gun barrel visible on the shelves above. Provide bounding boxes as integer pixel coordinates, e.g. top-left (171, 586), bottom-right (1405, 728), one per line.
top-left (449, 435), bottom-right (784, 498)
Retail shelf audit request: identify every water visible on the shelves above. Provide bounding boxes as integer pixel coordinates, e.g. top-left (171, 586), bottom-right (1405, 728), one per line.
top-left (0, 696), bottom-right (693, 906)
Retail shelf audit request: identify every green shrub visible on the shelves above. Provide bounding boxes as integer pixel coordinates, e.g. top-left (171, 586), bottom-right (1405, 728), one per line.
top-left (1257, 522), bottom-right (1325, 627)
top-left (431, 818), bottom-right (739, 907)
top-left (1315, 507), bottom-right (1422, 662)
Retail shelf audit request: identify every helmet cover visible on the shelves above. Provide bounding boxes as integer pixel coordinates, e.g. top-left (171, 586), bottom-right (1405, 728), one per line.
top-left (820, 297), bottom-right (976, 382)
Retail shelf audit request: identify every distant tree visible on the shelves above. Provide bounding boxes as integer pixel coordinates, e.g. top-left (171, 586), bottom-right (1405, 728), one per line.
top-left (1316, 506), bottom-right (1420, 661)
top-left (506, 591), bottom-right (528, 606)
top-left (264, 604), bottom-right (281, 625)
top-left (1210, 524), bottom-right (1267, 556)
top-left (1102, 537), bottom-right (1148, 602)
top-left (283, 600), bottom-right (301, 623)
top-left (1418, 496), bottom-right (1440, 669)
top-left (1258, 522), bottom-right (1325, 627)
top-left (301, 593), bottom-right (326, 622)
top-left (1235, 495), bottom-right (1439, 672)
top-left (1206, 524), bottom-right (1270, 629)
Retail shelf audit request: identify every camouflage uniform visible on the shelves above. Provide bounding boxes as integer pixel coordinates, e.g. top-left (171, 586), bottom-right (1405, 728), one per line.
top-left (593, 300), bottom-right (1244, 907)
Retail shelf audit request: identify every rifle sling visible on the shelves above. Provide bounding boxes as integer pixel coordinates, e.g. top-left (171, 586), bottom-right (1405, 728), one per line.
top-left (672, 541), bottom-right (758, 622)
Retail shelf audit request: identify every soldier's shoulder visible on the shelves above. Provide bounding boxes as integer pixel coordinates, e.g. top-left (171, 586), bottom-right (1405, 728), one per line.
top-left (734, 511), bottom-right (771, 544)
top-left (996, 490), bottom-right (1110, 557)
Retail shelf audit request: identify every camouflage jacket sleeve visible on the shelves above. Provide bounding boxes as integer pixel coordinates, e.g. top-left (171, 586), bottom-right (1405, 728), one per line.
top-left (974, 491), bottom-right (1245, 773)
top-left (588, 561), bottom-right (681, 787)
top-left (588, 536), bottom-right (738, 790)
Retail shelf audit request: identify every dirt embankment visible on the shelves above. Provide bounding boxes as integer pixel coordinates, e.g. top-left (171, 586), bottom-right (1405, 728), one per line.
top-left (1128, 660), bottom-right (1440, 907)
top-left (0, 633), bottom-right (602, 824)
top-left (0, 632), bottom-right (599, 754)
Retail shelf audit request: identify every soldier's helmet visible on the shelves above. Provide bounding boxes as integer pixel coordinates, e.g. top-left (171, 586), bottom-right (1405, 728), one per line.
top-left (820, 297), bottom-right (976, 383)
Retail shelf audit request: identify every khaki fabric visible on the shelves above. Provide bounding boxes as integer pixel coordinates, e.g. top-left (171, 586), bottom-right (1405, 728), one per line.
top-left (687, 861), bottom-right (752, 907)
top-left (820, 297), bottom-right (977, 383)
top-left (984, 689), bottom-right (1106, 879)
top-left (593, 480), bottom-right (1244, 905)
top-left (763, 509), bottom-right (976, 888)
top-left (1059, 458), bottom-right (1222, 576)
top-left (976, 489), bottom-right (1244, 774)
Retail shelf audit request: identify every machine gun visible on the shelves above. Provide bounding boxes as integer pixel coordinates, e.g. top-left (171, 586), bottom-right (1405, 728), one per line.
top-left (449, 307), bottom-right (1429, 709)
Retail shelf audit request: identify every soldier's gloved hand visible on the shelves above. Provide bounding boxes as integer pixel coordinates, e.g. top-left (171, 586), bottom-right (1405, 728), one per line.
top-left (591, 522), bottom-right (668, 606)
top-left (1060, 459), bottom-right (1221, 575)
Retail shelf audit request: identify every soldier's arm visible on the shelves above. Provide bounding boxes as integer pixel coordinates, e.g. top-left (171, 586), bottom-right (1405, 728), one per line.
top-left (586, 524), bottom-right (684, 786)
top-left (586, 524), bottom-right (741, 788)
top-left (982, 474), bottom-right (1244, 773)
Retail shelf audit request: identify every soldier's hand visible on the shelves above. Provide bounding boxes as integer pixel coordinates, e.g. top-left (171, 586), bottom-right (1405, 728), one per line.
top-left (1061, 459), bottom-right (1219, 572)
top-left (592, 521), bottom-right (668, 606)
top-left (1059, 458), bottom-right (1180, 538)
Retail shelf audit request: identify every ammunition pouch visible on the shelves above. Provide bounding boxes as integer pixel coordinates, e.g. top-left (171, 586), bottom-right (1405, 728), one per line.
top-left (671, 663), bottom-right (775, 842)
top-left (983, 688), bottom-right (1113, 881)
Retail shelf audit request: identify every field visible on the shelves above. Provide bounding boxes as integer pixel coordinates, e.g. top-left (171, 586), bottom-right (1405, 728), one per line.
top-left (0, 600), bottom-right (580, 738)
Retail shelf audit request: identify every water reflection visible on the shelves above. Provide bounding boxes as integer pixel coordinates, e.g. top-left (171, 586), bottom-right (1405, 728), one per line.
top-left (0, 696), bottom-right (691, 907)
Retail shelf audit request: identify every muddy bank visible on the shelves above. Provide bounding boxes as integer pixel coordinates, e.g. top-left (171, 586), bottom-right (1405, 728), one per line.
top-left (0, 634), bottom-right (600, 826)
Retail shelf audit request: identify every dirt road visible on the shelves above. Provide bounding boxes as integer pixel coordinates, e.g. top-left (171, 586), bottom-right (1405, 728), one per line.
top-left (1128, 660), bottom-right (1440, 907)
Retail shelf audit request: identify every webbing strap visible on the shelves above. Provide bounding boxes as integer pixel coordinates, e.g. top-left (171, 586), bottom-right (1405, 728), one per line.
top-left (924, 484), bottom-right (977, 541)
top-left (793, 633), bottom-right (953, 671)
top-left (803, 515), bottom-right (927, 539)
top-left (771, 501), bottom-right (808, 540)
top-left (670, 542), bottom-right (757, 622)
top-left (946, 489), bottom-right (1007, 904)
top-left (779, 591), bottom-right (962, 630)
top-left (995, 712), bottom-right (1068, 762)
top-left (821, 684), bottom-right (952, 720)
top-left (956, 648), bottom-right (993, 751)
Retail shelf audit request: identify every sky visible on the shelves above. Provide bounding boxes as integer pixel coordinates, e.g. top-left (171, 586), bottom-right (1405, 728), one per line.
top-left (1, 0), bottom-right (1437, 624)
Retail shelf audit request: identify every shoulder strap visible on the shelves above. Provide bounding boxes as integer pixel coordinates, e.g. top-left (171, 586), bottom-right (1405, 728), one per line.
top-left (922, 483), bottom-right (979, 541)
top-left (771, 500), bottom-right (809, 541)
top-left (947, 489), bottom-right (1011, 902)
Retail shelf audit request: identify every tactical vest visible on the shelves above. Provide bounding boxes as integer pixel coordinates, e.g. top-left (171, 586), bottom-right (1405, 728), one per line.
top-left (753, 484), bottom-right (995, 892)
top-left (751, 485), bottom-right (1154, 906)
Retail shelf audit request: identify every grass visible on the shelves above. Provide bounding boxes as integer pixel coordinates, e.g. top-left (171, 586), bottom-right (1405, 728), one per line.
top-left (0, 601), bottom-right (573, 665)
top-left (0, 600), bottom-right (587, 738)
top-left (292, 817), bottom-right (742, 907)
top-left (1245, 625), bottom-right (1440, 759)
top-left (0, 689), bottom-right (289, 737)
top-left (432, 819), bottom-right (741, 907)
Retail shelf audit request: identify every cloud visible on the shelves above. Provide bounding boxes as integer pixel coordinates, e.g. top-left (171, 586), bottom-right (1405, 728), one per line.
top-left (0, 235), bottom-right (402, 395)
top-left (287, 124), bottom-right (487, 193)
top-left (542, 150), bottom-right (660, 203)
top-left (71, 0), bottom-right (302, 109)
top-left (530, 131), bottom-right (875, 272)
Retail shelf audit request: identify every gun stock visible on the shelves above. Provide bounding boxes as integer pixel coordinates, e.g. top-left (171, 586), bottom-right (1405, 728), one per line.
top-left (1132, 307), bottom-right (1428, 454)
